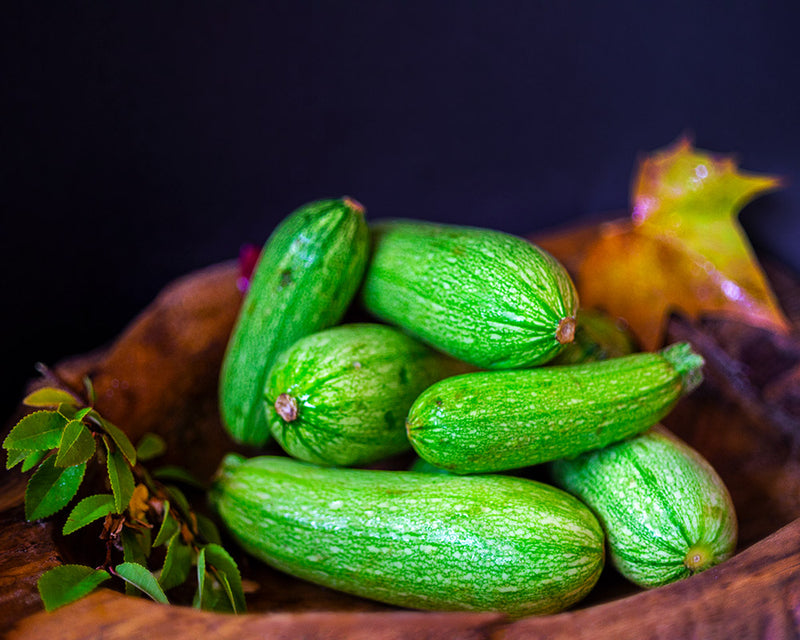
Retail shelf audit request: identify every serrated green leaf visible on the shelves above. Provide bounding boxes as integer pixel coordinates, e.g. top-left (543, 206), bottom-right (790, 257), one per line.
top-left (6, 448), bottom-right (47, 471)
top-left (6, 448), bottom-right (28, 470)
top-left (4, 411), bottom-right (67, 451)
top-left (152, 502), bottom-right (180, 548)
top-left (153, 465), bottom-right (205, 489)
top-left (56, 404), bottom-right (77, 421)
top-left (114, 562), bottom-right (168, 604)
top-left (193, 547), bottom-right (206, 609)
top-left (25, 457), bottom-right (86, 521)
top-left (37, 564), bottom-right (111, 612)
top-left (63, 494), bottom-right (115, 535)
top-left (195, 513), bottom-right (222, 546)
top-left (164, 485), bottom-right (191, 519)
top-left (120, 524), bottom-right (153, 573)
top-left (122, 529), bottom-right (147, 572)
top-left (212, 573), bottom-right (237, 613)
top-left (193, 566), bottom-right (234, 612)
top-left (106, 448), bottom-right (135, 514)
top-left (192, 546), bottom-right (238, 611)
top-left (159, 534), bottom-right (192, 591)
top-left (136, 433), bottom-right (167, 462)
top-left (23, 387), bottom-right (80, 409)
top-left (205, 543), bottom-right (246, 613)
top-left (73, 407), bottom-right (93, 422)
top-left (55, 420), bottom-right (96, 468)
top-left (99, 419), bottom-right (136, 466)
top-left (21, 449), bottom-right (48, 472)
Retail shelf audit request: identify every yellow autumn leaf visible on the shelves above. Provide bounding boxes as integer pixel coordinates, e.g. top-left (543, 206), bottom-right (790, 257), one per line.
top-left (537, 137), bottom-right (790, 350)
top-left (128, 483), bottom-right (150, 524)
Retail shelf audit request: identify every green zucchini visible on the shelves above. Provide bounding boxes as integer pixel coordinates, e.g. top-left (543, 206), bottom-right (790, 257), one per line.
top-left (219, 198), bottom-right (369, 447)
top-left (361, 220), bottom-right (578, 369)
top-left (264, 323), bottom-right (466, 467)
top-left (550, 426), bottom-right (737, 588)
top-left (550, 308), bottom-right (638, 365)
top-left (406, 342), bottom-right (704, 474)
top-left (209, 454), bottom-right (605, 616)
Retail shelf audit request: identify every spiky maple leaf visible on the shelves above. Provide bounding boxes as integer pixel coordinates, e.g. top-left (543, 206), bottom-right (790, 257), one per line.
top-left (537, 137), bottom-right (790, 350)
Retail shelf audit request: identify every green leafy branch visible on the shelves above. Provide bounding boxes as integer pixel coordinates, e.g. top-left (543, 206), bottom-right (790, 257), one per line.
top-left (3, 372), bottom-right (246, 613)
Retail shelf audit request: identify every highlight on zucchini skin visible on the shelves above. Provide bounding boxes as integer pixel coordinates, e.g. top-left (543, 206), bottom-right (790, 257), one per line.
top-left (406, 343), bottom-right (704, 474)
top-left (360, 220), bottom-right (579, 370)
top-left (209, 454), bottom-right (606, 617)
top-left (218, 197), bottom-right (369, 447)
top-left (264, 323), bottom-right (464, 467)
top-left (550, 425), bottom-right (738, 589)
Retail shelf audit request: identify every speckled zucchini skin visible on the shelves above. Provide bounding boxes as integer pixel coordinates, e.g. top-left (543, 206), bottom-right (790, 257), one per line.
top-left (361, 220), bottom-right (578, 369)
top-left (550, 426), bottom-right (737, 588)
top-left (219, 198), bottom-right (369, 447)
top-left (407, 343), bottom-right (704, 474)
top-left (264, 323), bottom-right (465, 467)
top-left (209, 454), bottom-right (605, 616)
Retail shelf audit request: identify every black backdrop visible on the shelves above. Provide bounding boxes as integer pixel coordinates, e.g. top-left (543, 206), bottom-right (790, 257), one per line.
top-left (2, 2), bottom-right (799, 420)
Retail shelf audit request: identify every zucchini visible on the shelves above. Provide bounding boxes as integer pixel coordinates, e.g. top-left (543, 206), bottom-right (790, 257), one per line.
top-left (408, 456), bottom-right (451, 475)
top-left (550, 308), bottom-right (638, 365)
top-left (550, 426), bottom-right (737, 588)
top-left (361, 220), bottom-right (578, 369)
top-left (407, 342), bottom-right (704, 474)
top-left (219, 198), bottom-right (369, 446)
top-left (209, 454), bottom-right (605, 616)
top-left (264, 323), bottom-right (465, 467)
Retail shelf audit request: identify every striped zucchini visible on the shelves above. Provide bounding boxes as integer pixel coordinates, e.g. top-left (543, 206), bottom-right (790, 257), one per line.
top-left (407, 343), bottom-right (704, 474)
top-left (550, 426), bottom-right (737, 588)
top-left (361, 220), bottom-right (578, 369)
top-left (264, 323), bottom-right (466, 467)
top-left (209, 454), bottom-right (605, 616)
top-left (219, 198), bottom-right (369, 446)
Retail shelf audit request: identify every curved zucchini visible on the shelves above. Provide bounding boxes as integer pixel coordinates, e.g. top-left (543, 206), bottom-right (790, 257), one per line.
top-left (550, 426), bottom-right (737, 588)
top-left (407, 343), bottom-right (704, 474)
top-left (219, 198), bottom-right (369, 446)
top-left (361, 220), bottom-right (578, 369)
top-left (264, 323), bottom-right (465, 467)
top-left (210, 454), bottom-right (605, 617)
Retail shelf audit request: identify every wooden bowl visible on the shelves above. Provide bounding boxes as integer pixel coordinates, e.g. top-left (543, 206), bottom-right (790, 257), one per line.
top-left (2, 253), bottom-right (800, 639)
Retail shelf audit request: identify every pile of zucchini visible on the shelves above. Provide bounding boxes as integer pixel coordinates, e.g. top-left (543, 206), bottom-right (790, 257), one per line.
top-left (211, 198), bottom-right (738, 617)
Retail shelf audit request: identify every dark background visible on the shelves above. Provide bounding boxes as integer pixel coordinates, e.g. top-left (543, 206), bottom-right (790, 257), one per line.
top-left (2, 2), bottom-right (799, 420)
